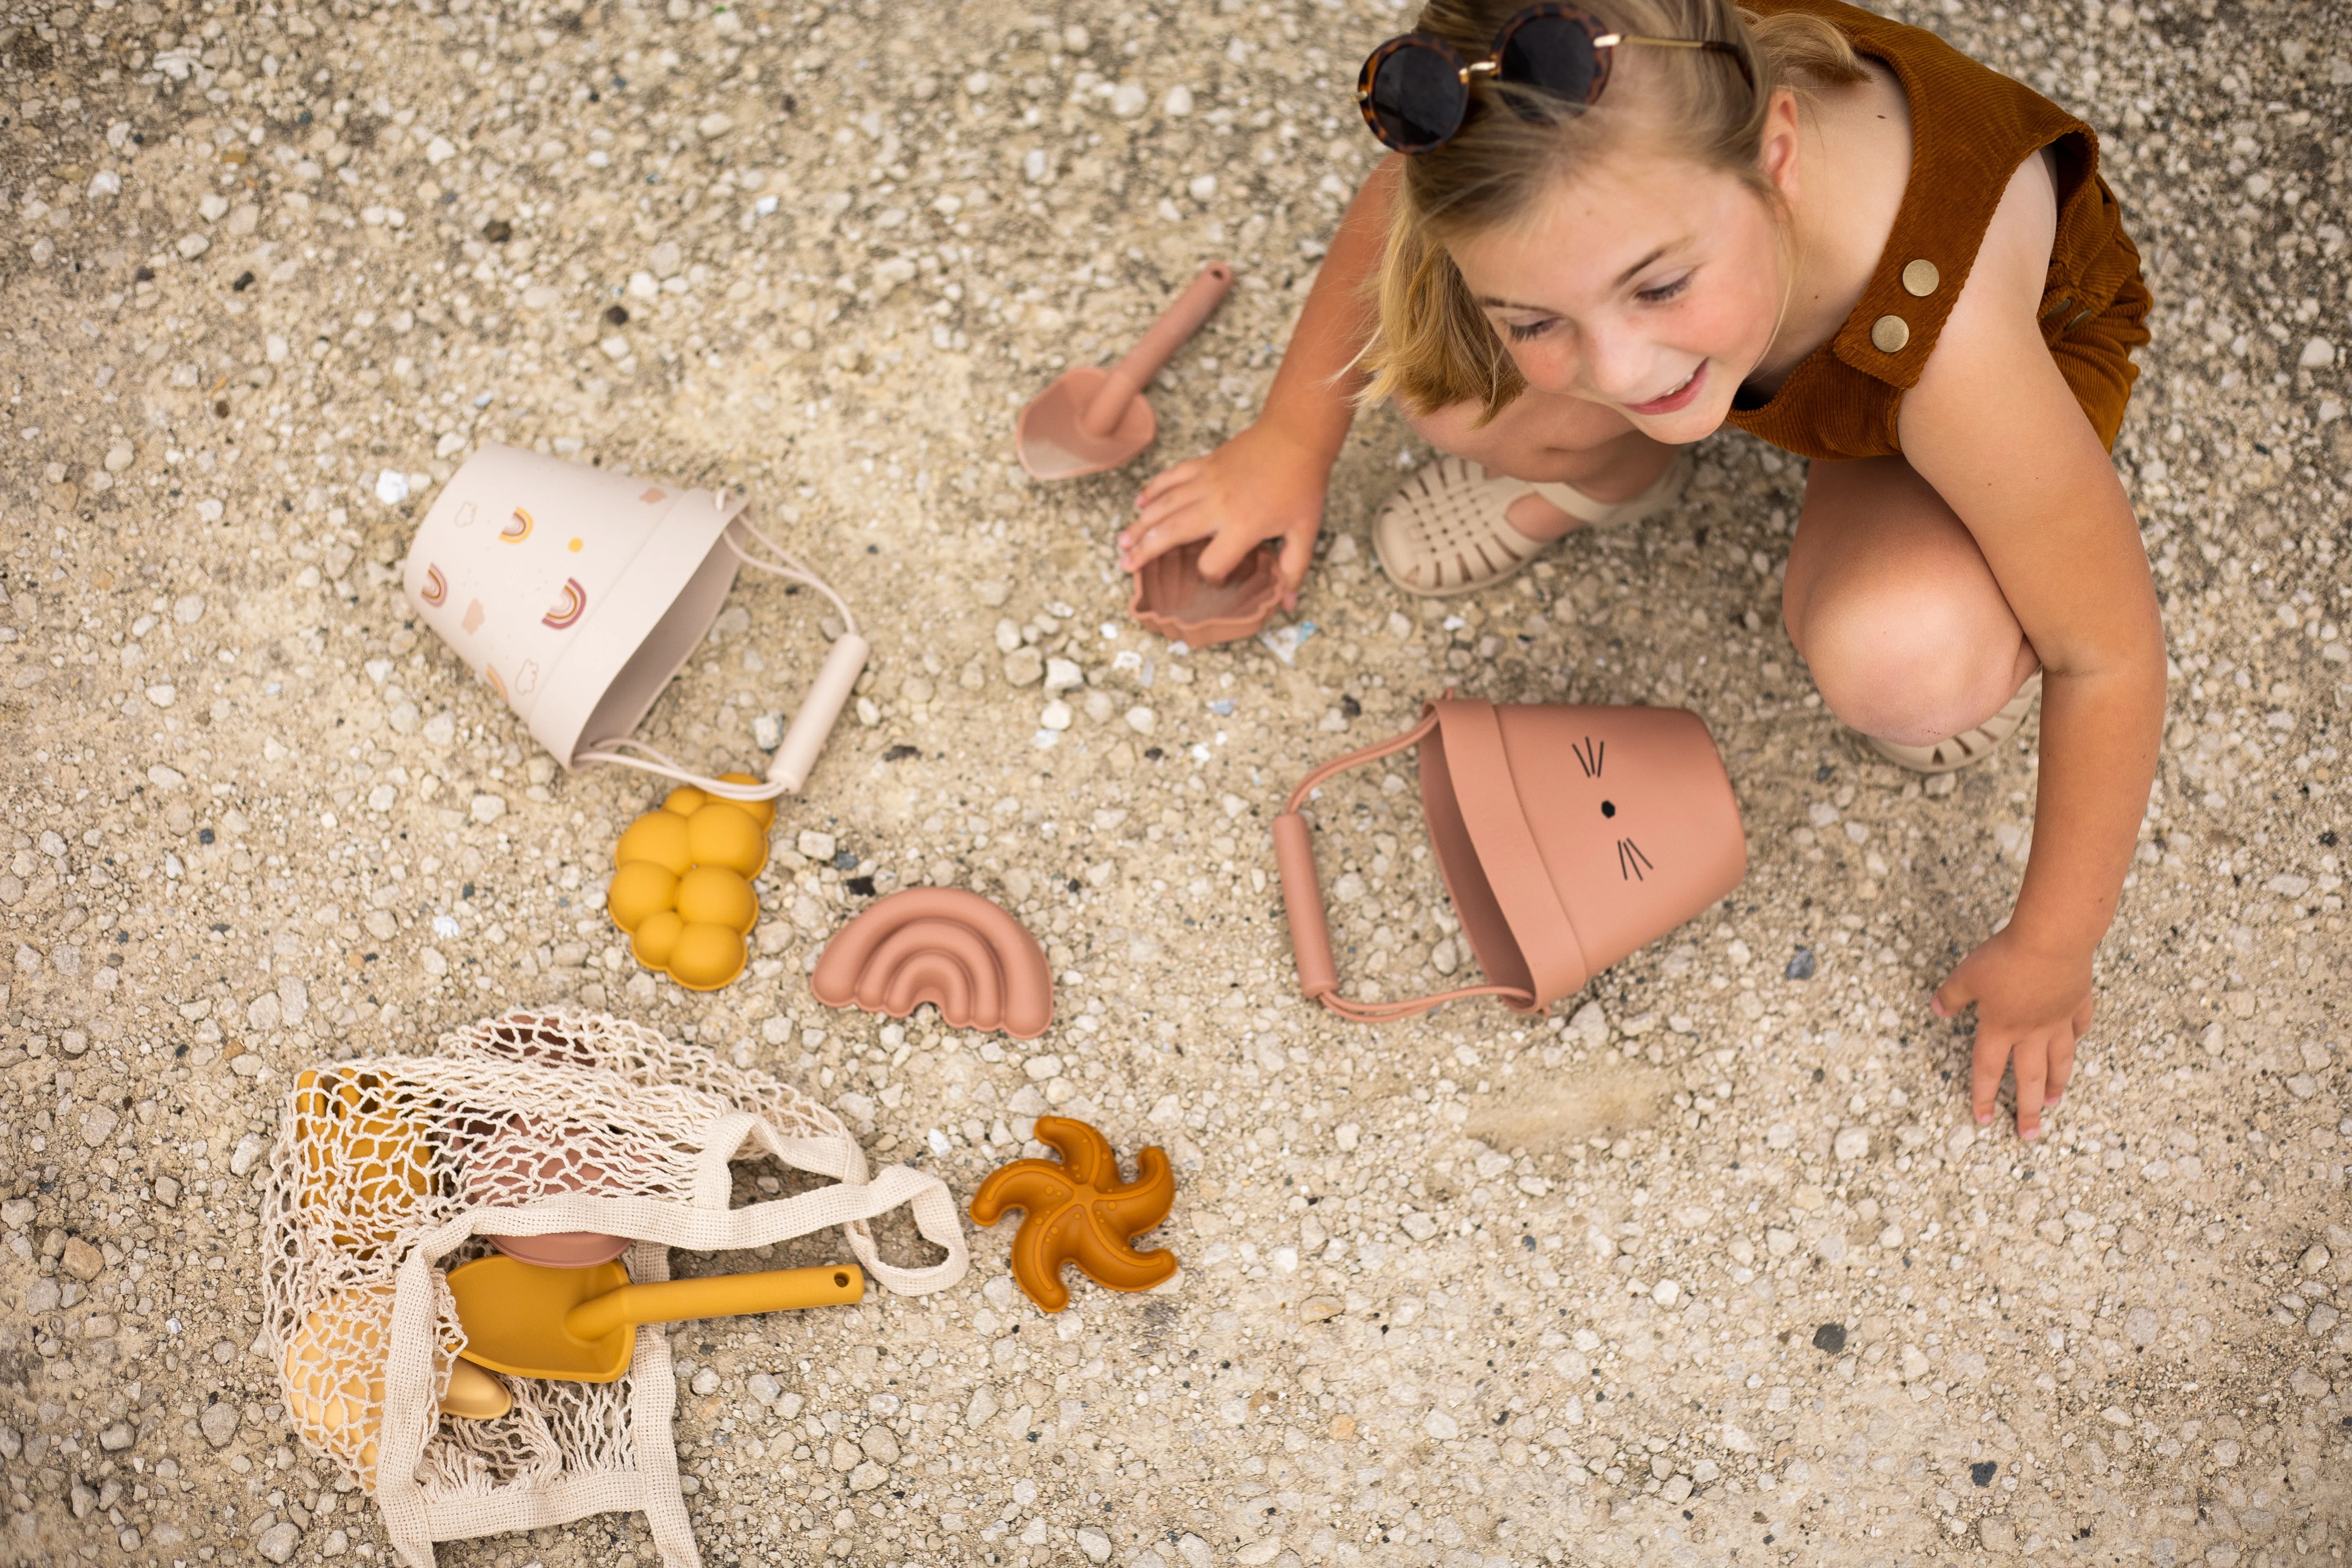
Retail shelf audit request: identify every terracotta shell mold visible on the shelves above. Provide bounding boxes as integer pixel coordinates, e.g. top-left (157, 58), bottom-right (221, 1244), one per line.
top-left (809, 887), bottom-right (1053, 1040)
top-left (969, 1117), bottom-right (1178, 1313)
top-left (1128, 539), bottom-right (1284, 648)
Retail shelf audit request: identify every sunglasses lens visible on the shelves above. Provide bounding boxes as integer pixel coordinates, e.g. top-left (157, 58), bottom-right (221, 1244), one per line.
top-left (1498, 13), bottom-right (1600, 105)
top-left (1367, 44), bottom-right (1467, 151)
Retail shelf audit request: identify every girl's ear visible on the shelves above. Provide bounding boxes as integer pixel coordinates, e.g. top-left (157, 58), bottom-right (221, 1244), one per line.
top-left (1756, 87), bottom-right (1803, 205)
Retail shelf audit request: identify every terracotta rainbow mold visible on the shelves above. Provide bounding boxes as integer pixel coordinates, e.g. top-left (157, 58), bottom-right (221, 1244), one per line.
top-left (809, 888), bottom-right (1053, 1040)
top-left (969, 1117), bottom-right (1177, 1313)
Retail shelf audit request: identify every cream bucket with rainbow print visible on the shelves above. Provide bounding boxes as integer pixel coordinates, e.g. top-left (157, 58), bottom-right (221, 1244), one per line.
top-left (401, 445), bottom-right (868, 801)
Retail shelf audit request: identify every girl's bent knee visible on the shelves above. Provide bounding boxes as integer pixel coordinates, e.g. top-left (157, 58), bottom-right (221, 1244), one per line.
top-left (1801, 597), bottom-right (2024, 743)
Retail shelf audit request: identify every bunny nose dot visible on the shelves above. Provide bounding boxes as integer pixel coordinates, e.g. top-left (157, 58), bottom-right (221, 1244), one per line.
top-left (1601, 800), bottom-right (1617, 818)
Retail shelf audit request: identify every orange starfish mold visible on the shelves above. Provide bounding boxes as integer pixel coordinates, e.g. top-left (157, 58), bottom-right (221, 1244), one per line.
top-left (969, 1117), bottom-right (1178, 1313)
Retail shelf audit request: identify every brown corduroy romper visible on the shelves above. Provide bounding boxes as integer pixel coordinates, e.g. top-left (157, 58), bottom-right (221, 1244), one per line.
top-left (1726, 0), bottom-right (2152, 460)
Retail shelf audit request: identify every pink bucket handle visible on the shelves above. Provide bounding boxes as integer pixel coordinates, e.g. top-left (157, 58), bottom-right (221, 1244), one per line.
top-left (1079, 263), bottom-right (1237, 438)
top-left (1272, 704), bottom-right (1537, 1023)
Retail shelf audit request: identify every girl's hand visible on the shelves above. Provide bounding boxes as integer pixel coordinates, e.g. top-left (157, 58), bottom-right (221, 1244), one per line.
top-left (1118, 418), bottom-right (1334, 608)
top-left (1932, 927), bottom-right (2094, 1141)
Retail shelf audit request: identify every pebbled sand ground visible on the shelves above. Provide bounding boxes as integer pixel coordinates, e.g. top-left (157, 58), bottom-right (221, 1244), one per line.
top-left (1, 0), bottom-right (2349, 1564)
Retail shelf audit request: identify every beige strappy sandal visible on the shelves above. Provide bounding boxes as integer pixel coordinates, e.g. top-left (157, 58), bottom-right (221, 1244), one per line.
top-left (1865, 671), bottom-right (2042, 774)
top-left (1372, 450), bottom-right (1693, 598)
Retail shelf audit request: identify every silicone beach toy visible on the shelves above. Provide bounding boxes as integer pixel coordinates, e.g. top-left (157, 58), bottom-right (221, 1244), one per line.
top-left (1128, 538), bottom-right (1286, 648)
top-left (810, 887), bottom-right (1054, 1040)
top-left (459, 1112), bottom-right (632, 1269)
top-left (969, 1117), bottom-right (1177, 1313)
top-left (1274, 698), bottom-right (1746, 1021)
top-left (447, 1255), bottom-right (864, 1383)
top-left (606, 773), bottom-right (774, 991)
top-left (1015, 263), bottom-right (1236, 480)
top-left (400, 446), bottom-right (871, 802)
top-left (282, 1286), bottom-right (513, 1478)
top-left (293, 1069), bottom-right (435, 1256)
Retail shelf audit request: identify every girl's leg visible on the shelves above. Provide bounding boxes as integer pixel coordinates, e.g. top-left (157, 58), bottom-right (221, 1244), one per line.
top-left (1405, 386), bottom-right (1679, 542)
top-left (1782, 457), bottom-right (2040, 746)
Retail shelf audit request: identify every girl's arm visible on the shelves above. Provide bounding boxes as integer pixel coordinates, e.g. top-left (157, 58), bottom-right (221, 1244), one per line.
top-left (1118, 156), bottom-right (1402, 597)
top-left (1898, 152), bottom-right (2168, 1139)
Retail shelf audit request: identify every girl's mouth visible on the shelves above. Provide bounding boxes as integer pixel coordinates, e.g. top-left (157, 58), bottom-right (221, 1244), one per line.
top-left (1627, 362), bottom-right (1706, 417)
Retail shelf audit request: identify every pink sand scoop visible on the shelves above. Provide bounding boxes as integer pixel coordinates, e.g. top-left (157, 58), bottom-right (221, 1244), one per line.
top-left (1016, 263), bottom-right (1236, 480)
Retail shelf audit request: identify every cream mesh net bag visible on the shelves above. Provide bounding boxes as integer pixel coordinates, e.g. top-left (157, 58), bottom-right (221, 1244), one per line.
top-left (259, 1009), bottom-right (968, 1567)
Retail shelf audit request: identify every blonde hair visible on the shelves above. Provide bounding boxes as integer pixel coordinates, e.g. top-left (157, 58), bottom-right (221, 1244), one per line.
top-left (1358, 0), bottom-right (1863, 421)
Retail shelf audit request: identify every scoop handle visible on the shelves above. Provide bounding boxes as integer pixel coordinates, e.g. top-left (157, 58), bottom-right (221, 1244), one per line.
top-left (564, 1262), bottom-right (865, 1341)
top-left (1080, 262), bottom-right (1236, 438)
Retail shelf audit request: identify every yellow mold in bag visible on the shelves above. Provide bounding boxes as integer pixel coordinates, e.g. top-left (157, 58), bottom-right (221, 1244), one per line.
top-left (292, 1069), bottom-right (435, 1254)
top-left (605, 771), bottom-right (771, 990)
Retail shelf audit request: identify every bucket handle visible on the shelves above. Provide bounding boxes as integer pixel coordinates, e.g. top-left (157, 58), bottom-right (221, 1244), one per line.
top-left (573, 515), bottom-right (870, 803)
top-left (1272, 706), bottom-right (1537, 1023)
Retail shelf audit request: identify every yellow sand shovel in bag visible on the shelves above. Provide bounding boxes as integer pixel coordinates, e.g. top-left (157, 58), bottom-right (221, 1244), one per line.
top-left (446, 1255), bottom-right (864, 1383)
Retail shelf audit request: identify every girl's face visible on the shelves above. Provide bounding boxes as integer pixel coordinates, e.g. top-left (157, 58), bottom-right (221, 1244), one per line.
top-left (1446, 138), bottom-right (1794, 445)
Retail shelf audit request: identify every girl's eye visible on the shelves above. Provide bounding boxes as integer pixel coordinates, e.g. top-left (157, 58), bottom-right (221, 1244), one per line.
top-left (1504, 318), bottom-right (1554, 343)
top-left (1636, 276), bottom-right (1690, 306)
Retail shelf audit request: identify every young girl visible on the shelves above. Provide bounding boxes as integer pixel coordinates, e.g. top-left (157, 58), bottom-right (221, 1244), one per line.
top-left (1118, 0), bottom-right (2165, 1144)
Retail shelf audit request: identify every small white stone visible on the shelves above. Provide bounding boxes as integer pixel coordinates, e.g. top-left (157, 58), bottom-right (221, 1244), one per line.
top-left (1188, 175), bottom-right (1218, 202)
top-left (690, 1368), bottom-right (720, 1395)
top-left (469, 793), bottom-right (507, 824)
top-left (600, 335), bottom-right (632, 361)
top-left (426, 135), bottom-right (458, 164)
top-left (798, 830), bottom-right (837, 861)
top-left (1651, 1279), bottom-right (1681, 1307)
top-left (1163, 85), bottom-right (1194, 116)
top-left (1044, 658), bottom-right (1084, 692)
top-left (1422, 1409), bottom-right (1460, 1440)
top-left (1040, 701), bottom-right (1073, 731)
top-left (1109, 82), bottom-right (1148, 118)
top-left (2299, 337), bottom-right (2335, 369)
top-left (1833, 1127), bottom-right (1870, 1161)
top-left (144, 684), bottom-right (177, 708)
top-left (174, 233), bottom-right (210, 259)
top-left (374, 470), bottom-right (410, 505)
top-left (1124, 705), bottom-right (1155, 734)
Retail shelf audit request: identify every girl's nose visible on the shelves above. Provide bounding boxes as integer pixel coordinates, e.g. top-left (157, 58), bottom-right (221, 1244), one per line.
top-left (1583, 327), bottom-right (1663, 405)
